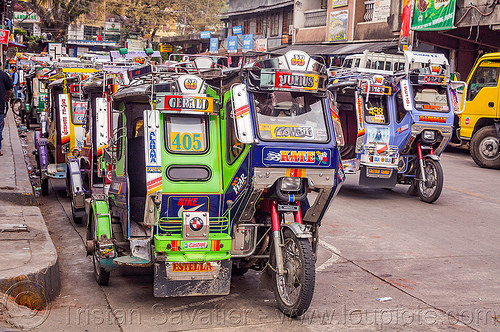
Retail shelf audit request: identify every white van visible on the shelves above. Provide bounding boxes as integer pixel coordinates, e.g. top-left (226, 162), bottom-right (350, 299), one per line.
top-left (333, 51), bottom-right (406, 74)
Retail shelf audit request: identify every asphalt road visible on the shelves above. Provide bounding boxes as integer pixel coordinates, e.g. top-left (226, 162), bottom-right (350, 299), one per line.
top-left (25, 147), bottom-right (500, 331)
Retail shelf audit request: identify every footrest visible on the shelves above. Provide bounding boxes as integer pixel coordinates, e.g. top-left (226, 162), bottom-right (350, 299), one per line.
top-left (113, 255), bottom-right (151, 267)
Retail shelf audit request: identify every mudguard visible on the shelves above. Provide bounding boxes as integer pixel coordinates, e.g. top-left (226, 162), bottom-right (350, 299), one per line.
top-left (34, 130), bottom-right (49, 170)
top-left (425, 154), bottom-right (440, 162)
top-left (282, 222), bottom-right (312, 239)
top-left (67, 157), bottom-right (85, 209)
top-left (89, 198), bottom-right (116, 270)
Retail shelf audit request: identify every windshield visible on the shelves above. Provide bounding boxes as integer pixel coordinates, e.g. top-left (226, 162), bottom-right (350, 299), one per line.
top-left (413, 85), bottom-right (449, 112)
top-left (363, 94), bottom-right (389, 124)
top-left (71, 101), bottom-right (87, 125)
top-left (253, 91), bottom-right (329, 142)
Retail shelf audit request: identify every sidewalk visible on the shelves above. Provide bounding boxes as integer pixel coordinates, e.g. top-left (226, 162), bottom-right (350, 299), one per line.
top-left (0, 112), bottom-right (60, 312)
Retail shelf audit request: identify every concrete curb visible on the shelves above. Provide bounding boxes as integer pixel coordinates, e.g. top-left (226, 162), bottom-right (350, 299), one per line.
top-left (1, 111), bottom-right (34, 205)
top-left (0, 207), bottom-right (61, 304)
top-left (0, 112), bottom-right (60, 309)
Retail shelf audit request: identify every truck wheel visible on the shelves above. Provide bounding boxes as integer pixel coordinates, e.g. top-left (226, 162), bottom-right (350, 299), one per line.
top-left (470, 126), bottom-right (500, 169)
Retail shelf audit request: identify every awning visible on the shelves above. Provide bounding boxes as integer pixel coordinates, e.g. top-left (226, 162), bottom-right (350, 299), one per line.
top-left (270, 41), bottom-right (398, 56)
top-left (8, 41), bottom-right (26, 48)
top-left (224, 1), bottom-right (293, 18)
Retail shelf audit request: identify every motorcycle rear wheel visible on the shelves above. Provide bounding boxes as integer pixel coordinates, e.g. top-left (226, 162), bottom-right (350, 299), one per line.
top-left (416, 158), bottom-right (443, 203)
top-left (273, 228), bottom-right (315, 317)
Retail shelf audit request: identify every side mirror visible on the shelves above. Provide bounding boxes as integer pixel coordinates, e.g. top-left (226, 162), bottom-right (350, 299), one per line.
top-left (450, 80), bottom-right (467, 114)
top-left (450, 72), bottom-right (461, 81)
top-left (230, 83), bottom-right (254, 144)
top-left (399, 79), bottom-right (413, 111)
top-left (327, 91), bottom-right (345, 147)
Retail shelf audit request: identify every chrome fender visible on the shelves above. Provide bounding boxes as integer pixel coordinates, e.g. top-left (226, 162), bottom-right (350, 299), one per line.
top-left (282, 222), bottom-right (312, 239)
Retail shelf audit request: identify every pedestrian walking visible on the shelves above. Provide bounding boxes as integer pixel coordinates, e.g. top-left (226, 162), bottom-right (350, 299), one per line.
top-left (11, 66), bottom-right (20, 99)
top-left (0, 64), bottom-right (14, 156)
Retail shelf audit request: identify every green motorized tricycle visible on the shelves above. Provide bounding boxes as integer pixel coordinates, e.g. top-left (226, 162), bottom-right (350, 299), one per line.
top-left (87, 67), bottom-right (236, 297)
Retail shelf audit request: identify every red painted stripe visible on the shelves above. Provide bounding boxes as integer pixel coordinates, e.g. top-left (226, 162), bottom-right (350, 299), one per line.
top-left (235, 104), bottom-right (249, 117)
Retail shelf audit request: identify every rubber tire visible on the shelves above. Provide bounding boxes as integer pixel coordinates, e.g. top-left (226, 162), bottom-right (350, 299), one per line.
top-left (41, 178), bottom-right (49, 196)
top-left (90, 213), bottom-right (110, 286)
top-left (65, 174), bottom-right (71, 198)
top-left (470, 126), bottom-right (500, 169)
top-left (71, 200), bottom-right (83, 224)
top-left (273, 229), bottom-right (315, 317)
top-left (232, 265), bottom-right (249, 276)
top-left (416, 158), bottom-right (443, 203)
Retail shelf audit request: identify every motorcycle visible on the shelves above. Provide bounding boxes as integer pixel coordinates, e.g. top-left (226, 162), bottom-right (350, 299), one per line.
top-left (225, 50), bottom-right (344, 316)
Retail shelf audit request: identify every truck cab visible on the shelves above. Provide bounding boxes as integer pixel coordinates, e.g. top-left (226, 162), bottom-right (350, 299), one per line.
top-left (459, 52), bottom-right (500, 169)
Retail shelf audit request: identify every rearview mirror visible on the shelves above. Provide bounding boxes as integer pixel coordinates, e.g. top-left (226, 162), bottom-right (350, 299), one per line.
top-left (230, 83), bottom-right (254, 144)
top-left (450, 80), bottom-right (467, 114)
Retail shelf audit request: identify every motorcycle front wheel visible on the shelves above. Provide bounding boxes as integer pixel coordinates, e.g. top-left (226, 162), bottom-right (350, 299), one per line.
top-left (416, 158), bottom-right (443, 203)
top-left (273, 228), bottom-right (315, 317)
top-left (89, 213), bottom-right (110, 285)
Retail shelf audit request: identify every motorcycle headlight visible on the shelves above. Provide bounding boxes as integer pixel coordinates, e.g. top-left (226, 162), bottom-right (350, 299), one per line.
top-left (281, 177), bottom-right (302, 192)
top-left (422, 130), bottom-right (436, 141)
top-left (72, 148), bottom-right (80, 157)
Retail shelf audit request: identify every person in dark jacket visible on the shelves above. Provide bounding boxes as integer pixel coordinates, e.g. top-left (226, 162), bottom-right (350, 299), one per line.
top-left (0, 65), bottom-right (14, 156)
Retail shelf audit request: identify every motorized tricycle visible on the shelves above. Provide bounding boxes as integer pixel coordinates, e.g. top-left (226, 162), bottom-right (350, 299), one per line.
top-left (86, 51), bottom-right (344, 317)
top-left (66, 66), bottom-right (130, 223)
top-left (24, 65), bottom-right (52, 126)
top-left (87, 67), bottom-right (237, 296)
top-left (33, 65), bottom-right (97, 196)
top-left (329, 51), bottom-right (465, 203)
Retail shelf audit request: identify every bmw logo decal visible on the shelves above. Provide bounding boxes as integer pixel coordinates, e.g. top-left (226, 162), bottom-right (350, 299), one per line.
top-left (189, 217), bottom-right (204, 231)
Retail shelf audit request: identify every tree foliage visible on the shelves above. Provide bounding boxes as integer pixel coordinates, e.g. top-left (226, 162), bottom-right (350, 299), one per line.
top-left (105, 0), bottom-right (227, 40)
top-left (22, 0), bottom-right (100, 41)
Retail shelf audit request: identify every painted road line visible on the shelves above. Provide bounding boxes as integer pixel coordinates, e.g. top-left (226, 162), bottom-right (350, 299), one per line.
top-left (445, 185), bottom-right (500, 204)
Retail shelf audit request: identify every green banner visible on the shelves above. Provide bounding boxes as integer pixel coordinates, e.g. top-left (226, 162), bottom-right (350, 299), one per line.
top-left (411, 0), bottom-right (456, 31)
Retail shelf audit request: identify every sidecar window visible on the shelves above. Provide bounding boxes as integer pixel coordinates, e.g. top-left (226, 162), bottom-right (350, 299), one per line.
top-left (165, 115), bottom-right (208, 154)
top-left (395, 92), bottom-right (408, 123)
top-left (253, 91), bottom-right (329, 142)
top-left (364, 94), bottom-right (389, 124)
top-left (225, 100), bottom-right (244, 164)
top-left (71, 101), bottom-right (87, 125)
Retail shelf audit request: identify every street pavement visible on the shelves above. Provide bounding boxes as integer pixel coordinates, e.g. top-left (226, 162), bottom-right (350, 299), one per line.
top-left (0, 112), bottom-right (60, 331)
top-left (2, 122), bottom-right (500, 331)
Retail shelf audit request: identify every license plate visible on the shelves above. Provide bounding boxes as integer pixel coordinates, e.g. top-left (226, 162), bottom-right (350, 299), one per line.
top-left (366, 167), bottom-right (393, 178)
top-left (373, 156), bottom-right (394, 164)
top-left (166, 262), bottom-right (221, 281)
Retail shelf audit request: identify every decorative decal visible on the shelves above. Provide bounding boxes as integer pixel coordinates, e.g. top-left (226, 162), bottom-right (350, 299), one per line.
top-left (419, 115), bottom-right (447, 123)
top-left (232, 173), bottom-right (248, 194)
top-left (262, 148), bottom-right (331, 167)
top-left (58, 94), bottom-right (70, 144)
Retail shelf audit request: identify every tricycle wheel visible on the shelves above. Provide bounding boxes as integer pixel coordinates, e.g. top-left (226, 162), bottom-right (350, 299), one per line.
top-left (41, 178), bottom-right (49, 196)
top-left (90, 213), bottom-right (110, 285)
top-left (470, 126), bottom-right (500, 169)
top-left (71, 199), bottom-right (83, 224)
top-left (232, 265), bottom-right (248, 276)
top-left (416, 158), bottom-right (443, 203)
top-left (65, 174), bottom-right (71, 198)
top-left (273, 229), bottom-right (315, 317)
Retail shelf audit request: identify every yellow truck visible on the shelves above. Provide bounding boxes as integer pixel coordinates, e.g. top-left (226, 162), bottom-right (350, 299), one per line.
top-left (458, 53), bottom-right (500, 169)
